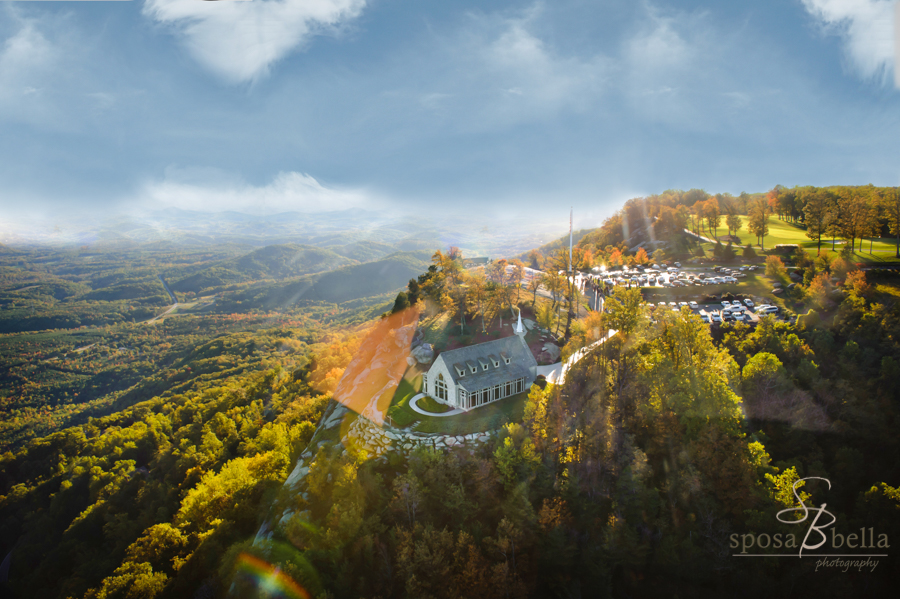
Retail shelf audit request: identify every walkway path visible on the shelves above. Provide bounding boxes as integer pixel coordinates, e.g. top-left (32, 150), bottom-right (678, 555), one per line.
top-left (684, 228), bottom-right (717, 244)
top-left (535, 328), bottom-right (618, 385)
top-left (408, 393), bottom-right (463, 417)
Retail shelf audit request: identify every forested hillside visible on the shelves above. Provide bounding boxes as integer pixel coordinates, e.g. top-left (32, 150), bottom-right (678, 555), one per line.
top-left (2, 199), bottom-right (900, 598)
top-left (550, 185), bottom-right (900, 271)
top-left (217, 251), bottom-right (432, 309)
top-left (237, 283), bottom-right (899, 598)
top-left (0, 239), bottom-right (410, 454)
top-left (0, 326), bottom-right (369, 598)
top-left (170, 245), bottom-right (356, 296)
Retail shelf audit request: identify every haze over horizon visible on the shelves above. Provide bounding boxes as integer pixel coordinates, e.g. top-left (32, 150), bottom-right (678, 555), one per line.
top-left (1, 0), bottom-right (898, 230)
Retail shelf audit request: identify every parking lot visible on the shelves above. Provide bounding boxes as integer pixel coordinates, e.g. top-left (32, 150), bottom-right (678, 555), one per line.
top-left (581, 263), bottom-right (785, 326)
top-left (645, 298), bottom-right (775, 326)
top-left (589, 263), bottom-right (760, 289)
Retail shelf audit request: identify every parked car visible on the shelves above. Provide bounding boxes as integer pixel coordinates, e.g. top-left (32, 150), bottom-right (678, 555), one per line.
top-left (722, 300), bottom-right (731, 306)
top-left (688, 301), bottom-right (698, 309)
top-left (743, 299), bottom-right (754, 307)
top-left (710, 313), bottom-right (722, 323)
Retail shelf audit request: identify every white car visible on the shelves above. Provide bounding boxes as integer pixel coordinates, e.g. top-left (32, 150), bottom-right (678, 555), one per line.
top-left (678, 302), bottom-right (688, 308)
top-left (688, 301), bottom-right (698, 309)
top-left (722, 300), bottom-right (731, 306)
top-left (674, 262), bottom-right (682, 267)
top-left (700, 313), bottom-right (710, 323)
top-left (743, 299), bottom-right (754, 307)
top-left (756, 305), bottom-right (779, 314)
top-left (734, 313), bottom-right (746, 322)
top-left (710, 313), bottom-right (722, 323)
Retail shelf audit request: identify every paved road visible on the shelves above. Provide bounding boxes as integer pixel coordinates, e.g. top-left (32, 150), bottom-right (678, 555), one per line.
top-left (145, 274), bottom-right (178, 324)
top-left (158, 274), bottom-right (177, 304)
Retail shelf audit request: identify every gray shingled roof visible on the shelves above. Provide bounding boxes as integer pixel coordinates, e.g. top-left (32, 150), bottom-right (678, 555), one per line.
top-left (434, 335), bottom-right (537, 393)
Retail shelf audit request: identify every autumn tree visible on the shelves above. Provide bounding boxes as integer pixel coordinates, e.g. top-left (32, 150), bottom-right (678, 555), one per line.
top-left (806, 272), bottom-right (831, 310)
top-left (634, 247), bottom-right (649, 265)
top-left (803, 188), bottom-right (832, 255)
top-left (845, 270), bottom-right (873, 300)
top-left (528, 274), bottom-right (542, 307)
top-left (765, 255), bottom-right (787, 280)
top-left (469, 271), bottom-right (490, 333)
top-left (748, 198), bottom-right (771, 249)
top-left (726, 214), bottom-right (743, 237)
top-left (880, 187), bottom-right (900, 258)
top-left (509, 259), bottom-right (525, 304)
top-left (705, 199), bottom-right (722, 241)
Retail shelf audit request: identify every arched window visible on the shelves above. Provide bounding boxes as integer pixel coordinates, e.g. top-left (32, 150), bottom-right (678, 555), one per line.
top-left (435, 373), bottom-right (447, 401)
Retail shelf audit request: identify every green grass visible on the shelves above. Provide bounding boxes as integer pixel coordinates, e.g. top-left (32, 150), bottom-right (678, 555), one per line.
top-left (413, 390), bottom-right (529, 436)
top-left (416, 395), bottom-right (453, 413)
top-left (418, 312), bottom-right (452, 351)
top-left (386, 373), bottom-right (422, 428)
top-left (700, 215), bottom-right (900, 264)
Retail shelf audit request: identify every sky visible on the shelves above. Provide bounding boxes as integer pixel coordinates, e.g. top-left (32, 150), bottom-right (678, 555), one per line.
top-left (0, 0), bottom-right (898, 231)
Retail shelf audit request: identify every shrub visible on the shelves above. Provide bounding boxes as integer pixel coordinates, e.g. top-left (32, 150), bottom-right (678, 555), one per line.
top-left (830, 255), bottom-right (856, 281)
top-left (765, 255), bottom-right (788, 279)
top-left (798, 309), bottom-right (819, 329)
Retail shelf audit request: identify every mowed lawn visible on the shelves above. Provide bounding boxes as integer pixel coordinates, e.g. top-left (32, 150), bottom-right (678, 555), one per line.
top-left (700, 216), bottom-right (900, 263)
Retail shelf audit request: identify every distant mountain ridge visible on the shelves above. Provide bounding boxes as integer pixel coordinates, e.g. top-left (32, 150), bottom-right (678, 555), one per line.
top-left (217, 250), bottom-right (432, 309)
top-left (2, 208), bottom-right (566, 261)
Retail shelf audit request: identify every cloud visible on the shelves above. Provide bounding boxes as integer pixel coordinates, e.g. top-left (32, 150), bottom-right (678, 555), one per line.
top-left (620, 8), bottom-right (712, 127)
top-left (399, 6), bottom-right (609, 132)
top-left (140, 169), bottom-right (379, 213)
top-left (0, 19), bottom-right (56, 121)
top-left (480, 17), bottom-right (607, 113)
top-left (143, 0), bottom-right (367, 83)
top-left (800, 0), bottom-right (895, 84)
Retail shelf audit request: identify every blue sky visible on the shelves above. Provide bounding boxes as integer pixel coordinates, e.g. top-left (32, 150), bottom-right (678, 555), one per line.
top-left (0, 0), bottom-right (897, 229)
